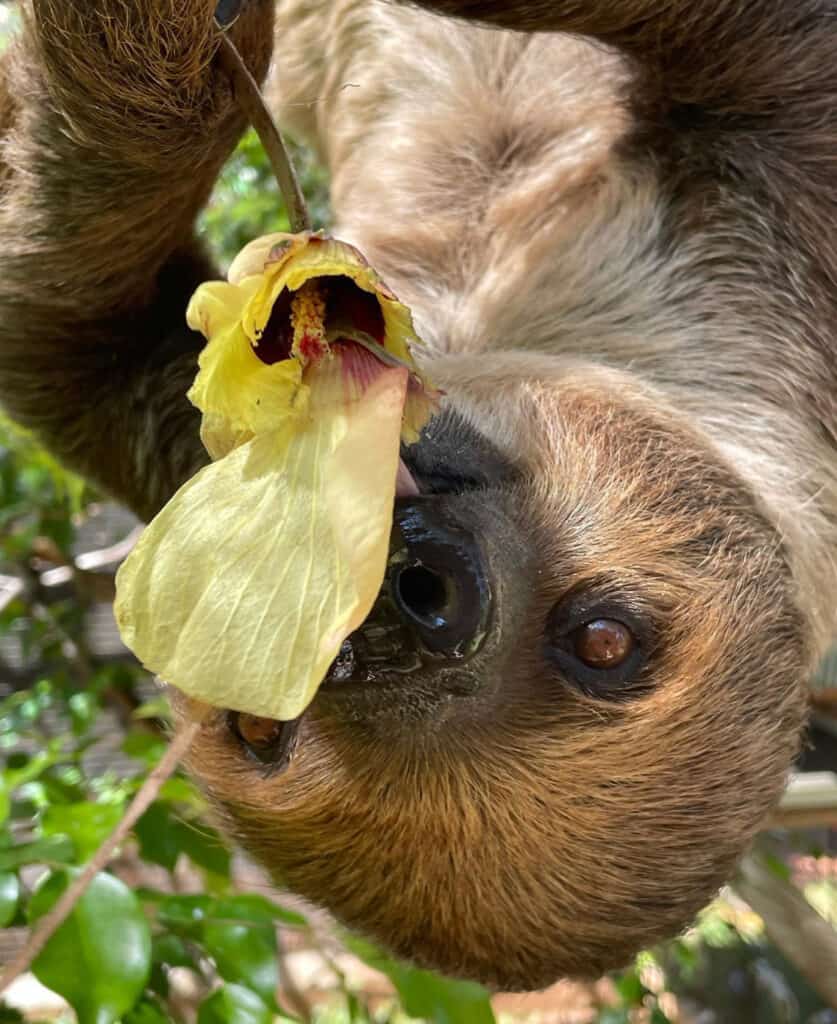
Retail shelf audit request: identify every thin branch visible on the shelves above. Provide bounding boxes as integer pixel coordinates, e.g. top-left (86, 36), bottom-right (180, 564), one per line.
top-left (0, 709), bottom-right (208, 995)
top-left (214, 29), bottom-right (311, 234)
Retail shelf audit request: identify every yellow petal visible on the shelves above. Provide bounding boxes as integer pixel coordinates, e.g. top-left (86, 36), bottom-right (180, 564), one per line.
top-left (186, 280), bottom-right (250, 339)
top-left (227, 232), bottom-right (304, 286)
top-left (187, 275), bottom-right (307, 460)
top-left (114, 360), bottom-right (408, 721)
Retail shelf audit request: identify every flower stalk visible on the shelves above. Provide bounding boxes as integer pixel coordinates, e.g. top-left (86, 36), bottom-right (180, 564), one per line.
top-left (214, 27), bottom-right (311, 234)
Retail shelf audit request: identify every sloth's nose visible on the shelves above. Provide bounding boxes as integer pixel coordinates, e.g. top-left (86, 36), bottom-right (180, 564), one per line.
top-left (387, 500), bottom-right (492, 660)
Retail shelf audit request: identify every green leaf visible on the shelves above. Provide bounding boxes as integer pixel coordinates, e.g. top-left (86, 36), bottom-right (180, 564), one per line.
top-left (203, 920), bottom-right (279, 1008)
top-left (4, 750), bottom-right (59, 790)
top-left (156, 777), bottom-right (202, 806)
top-left (0, 783), bottom-right (9, 829)
top-left (132, 697), bottom-right (172, 721)
top-left (762, 851), bottom-right (792, 883)
top-left (134, 803), bottom-right (182, 872)
top-left (211, 893), bottom-right (307, 929)
top-left (154, 893), bottom-right (213, 938)
top-left (0, 834), bottom-right (75, 871)
top-left (174, 821), bottom-right (231, 878)
top-left (28, 869), bottom-right (151, 1024)
top-left (614, 969), bottom-right (646, 1006)
top-left (0, 1005), bottom-right (26, 1024)
top-left (41, 802), bottom-right (123, 862)
top-left (197, 985), bottom-right (272, 1024)
top-left (152, 933), bottom-right (197, 971)
top-left (345, 937), bottom-right (495, 1024)
top-left (123, 999), bottom-right (171, 1024)
top-left (122, 732), bottom-right (168, 764)
top-left (0, 871), bottom-right (20, 926)
top-left (68, 692), bottom-right (100, 735)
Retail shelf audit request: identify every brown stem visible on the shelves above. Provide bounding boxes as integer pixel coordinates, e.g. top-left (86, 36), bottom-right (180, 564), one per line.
top-left (0, 710), bottom-right (208, 995)
top-left (214, 29), bottom-right (311, 234)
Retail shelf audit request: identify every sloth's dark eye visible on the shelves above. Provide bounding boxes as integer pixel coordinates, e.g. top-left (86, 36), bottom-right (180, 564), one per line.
top-left (228, 711), bottom-right (300, 774)
top-left (572, 618), bottom-right (635, 669)
top-left (545, 599), bottom-right (649, 698)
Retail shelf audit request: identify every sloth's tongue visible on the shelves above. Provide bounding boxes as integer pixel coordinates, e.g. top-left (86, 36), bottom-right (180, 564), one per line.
top-left (396, 458), bottom-right (420, 498)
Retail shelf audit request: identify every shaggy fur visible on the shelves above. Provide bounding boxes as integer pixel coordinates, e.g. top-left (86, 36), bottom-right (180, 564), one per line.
top-left (0, 0), bottom-right (834, 991)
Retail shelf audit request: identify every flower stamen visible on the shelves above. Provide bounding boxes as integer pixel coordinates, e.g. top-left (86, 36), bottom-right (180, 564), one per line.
top-left (291, 280), bottom-right (329, 366)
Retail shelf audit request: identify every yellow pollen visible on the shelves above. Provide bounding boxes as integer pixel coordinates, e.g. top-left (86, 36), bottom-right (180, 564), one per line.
top-left (290, 280), bottom-right (328, 364)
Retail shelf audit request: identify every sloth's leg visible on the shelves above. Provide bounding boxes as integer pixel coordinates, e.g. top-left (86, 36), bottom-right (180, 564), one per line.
top-left (0, 0), bottom-right (274, 520)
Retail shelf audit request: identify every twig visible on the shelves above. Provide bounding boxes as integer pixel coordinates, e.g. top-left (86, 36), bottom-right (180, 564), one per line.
top-left (214, 29), bottom-right (311, 234)
top-left (0, 710), bottom-right (208, 995)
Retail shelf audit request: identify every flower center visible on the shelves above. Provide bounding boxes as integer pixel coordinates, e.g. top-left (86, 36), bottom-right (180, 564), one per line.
top-left (252, 276), bottom-right (386, 368)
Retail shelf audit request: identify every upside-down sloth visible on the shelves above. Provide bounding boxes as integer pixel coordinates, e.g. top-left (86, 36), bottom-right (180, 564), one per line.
top-left (1, 0), bottom-right (835, 992)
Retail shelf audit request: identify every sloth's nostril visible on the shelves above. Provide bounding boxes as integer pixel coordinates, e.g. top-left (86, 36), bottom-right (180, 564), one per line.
top-left (395, 564), bottom-right (452, 629)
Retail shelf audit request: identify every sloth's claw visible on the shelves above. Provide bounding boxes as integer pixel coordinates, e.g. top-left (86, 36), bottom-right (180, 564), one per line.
top-left (214, 0), bottom-right (243, 29)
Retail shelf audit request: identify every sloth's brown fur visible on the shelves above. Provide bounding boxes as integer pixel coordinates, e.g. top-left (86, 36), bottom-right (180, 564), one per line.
top-left (1, 0), bottom-right (835, 991)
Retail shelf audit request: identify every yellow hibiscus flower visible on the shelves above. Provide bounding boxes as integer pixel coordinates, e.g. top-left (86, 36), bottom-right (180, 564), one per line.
top-left (114, 233), bottom-right (438, 722)
top-left (186, 231), bottom-right (435, 458)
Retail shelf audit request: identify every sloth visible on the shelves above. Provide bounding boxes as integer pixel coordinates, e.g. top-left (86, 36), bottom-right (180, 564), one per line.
top-left (1, 0), bottom-right (835, 992)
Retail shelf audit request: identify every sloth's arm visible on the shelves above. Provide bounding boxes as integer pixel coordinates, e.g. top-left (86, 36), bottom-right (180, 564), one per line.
top-left (0, 1), bottom-right (274, 521)
top-left (409, 0), bottom-right (836, 114)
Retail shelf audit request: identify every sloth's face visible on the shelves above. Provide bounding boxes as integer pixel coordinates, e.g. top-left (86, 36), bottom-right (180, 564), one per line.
top-left (178, 354), bottom-right (808, 990)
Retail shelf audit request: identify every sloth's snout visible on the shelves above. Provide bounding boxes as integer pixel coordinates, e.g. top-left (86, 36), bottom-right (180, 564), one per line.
top-left (322, 499), bottom-right (492, 690)
top-left (390, 499), bottom-right (492, 659)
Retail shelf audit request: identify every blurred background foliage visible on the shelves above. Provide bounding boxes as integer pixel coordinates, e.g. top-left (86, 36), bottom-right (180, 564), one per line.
top-left (200, 130), bottom-right (330, 269)
top-left (0, 2), bottom-right (836, 1022)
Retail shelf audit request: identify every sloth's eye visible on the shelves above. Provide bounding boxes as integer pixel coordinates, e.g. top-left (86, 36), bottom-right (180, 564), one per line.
top-left (544, 600), bottom-right (649, 698)
top-left (228, 711), bottom-right (299, 774)
top-left (572, 618), bottom-right (635, 669)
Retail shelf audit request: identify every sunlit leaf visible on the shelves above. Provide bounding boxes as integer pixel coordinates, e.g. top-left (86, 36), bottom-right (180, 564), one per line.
top-left (197, 985), bottom-right (273, 1024)
top-left (41, 802), bottom-right (123, 862)
top-left (211, 893), bottom-right (307, 929)
top-left (123, 1000), bottom-right (171, 1024)
top-left (0, 834), bottom-right (75, 872)
top-left (135, 803), bottom-right (231, 878)
top-left (203, 920), bottom-right (279, 1008)
top-left (29, 869), bottom-right (151, 1024)
top-left (153, 893), bottom-right (213, 939)
top-left (134, 803), bottom-right (182, 872)
top-left (174, 820), bottom-right (231, 879)
top-left (0, 871), bottom-right (19, 926)
top-left (345, 937), bottom-right (495, 1024)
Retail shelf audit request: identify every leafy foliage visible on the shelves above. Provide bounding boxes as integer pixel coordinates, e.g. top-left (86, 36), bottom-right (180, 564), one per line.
top-left (29, 869), bottom-right (152, 1024)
